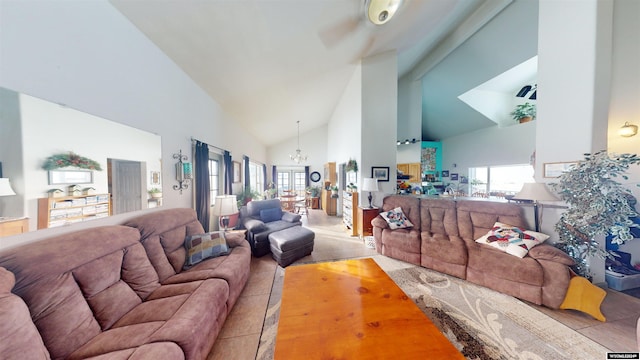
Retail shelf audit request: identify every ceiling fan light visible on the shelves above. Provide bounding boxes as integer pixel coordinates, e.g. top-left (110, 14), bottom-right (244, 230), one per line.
top-left (367, 0), bottom-right (403, 25)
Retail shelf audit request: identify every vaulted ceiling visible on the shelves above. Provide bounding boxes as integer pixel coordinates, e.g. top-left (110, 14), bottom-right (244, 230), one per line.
top-left (109, 0), bottom-right (535, 147)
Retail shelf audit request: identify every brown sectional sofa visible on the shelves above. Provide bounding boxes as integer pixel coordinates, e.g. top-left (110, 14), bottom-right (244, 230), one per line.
top-left (372, 195), bottom-right (576, 309)
top-left (0, 208), bottom-right (250, 360)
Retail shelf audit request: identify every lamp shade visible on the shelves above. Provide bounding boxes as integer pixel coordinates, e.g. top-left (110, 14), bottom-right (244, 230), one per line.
top-left (514, 183), bottom-right (558, 201)
top-left (0, 178), bottom-right (16, 196)
top-left (211, 195), bottom-right (239, 217)
top-left (362, 178), bottom-right (379, 192)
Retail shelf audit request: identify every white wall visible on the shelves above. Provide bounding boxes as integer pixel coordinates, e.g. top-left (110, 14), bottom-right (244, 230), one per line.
top-left (327, 65), bottom-right (363, 185)
top-left (267, 125), bottom-right (328, 184)
top-left (0, 1), bottom-right (266, 249)
top-left (609, 0), bottom-right (640, 260)
top-left (361, 51), bottom-right (398, 207)
top-left (442, 120), bottom-right (536, 178)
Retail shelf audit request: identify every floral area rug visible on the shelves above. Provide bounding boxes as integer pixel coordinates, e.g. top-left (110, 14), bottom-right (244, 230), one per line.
top-left (256, 255), bottom-right (611, 360)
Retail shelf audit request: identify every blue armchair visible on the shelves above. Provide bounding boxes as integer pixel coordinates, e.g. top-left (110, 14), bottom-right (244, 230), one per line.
top-left (240, 199), bottom-right (302, 257)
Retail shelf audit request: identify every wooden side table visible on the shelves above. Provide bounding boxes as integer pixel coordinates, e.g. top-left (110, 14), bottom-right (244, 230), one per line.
top-left (357, 207), bottom-right (379, 238)
top-left (0, 217), bottom-right (29, 238)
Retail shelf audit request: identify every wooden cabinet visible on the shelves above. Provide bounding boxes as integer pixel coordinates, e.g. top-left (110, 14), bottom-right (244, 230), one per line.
top-left (342, 191), bottom-right (358, 236)
top-left (307, 197), bottom-right (319, 209)
top-left (38, 194), bottom-right (111, 229)
top-left (0, 217), bottom-right (29, 237)
top-left (397, 163), bottom-right (421, 182)
top-left (324, 162), bottom-right (336, 186)
top-left (321, 188), bottom-right (337, 216)
top-left (358, 207), bottom-right (379, 238)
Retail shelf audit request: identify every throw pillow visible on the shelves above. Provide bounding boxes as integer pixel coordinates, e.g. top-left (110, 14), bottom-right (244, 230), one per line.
top-left (260, 207), bottom-right (282, 223)
top-left (380, 207), bottom-right (414, 229)
top-left (475, 221), bottom-right (550, 258)
top-left (184, 231), bottom-right (229, 268)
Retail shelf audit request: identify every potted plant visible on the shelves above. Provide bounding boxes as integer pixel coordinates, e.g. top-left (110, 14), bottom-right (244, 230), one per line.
top-left (510, 102), bottom-right (536, 123)
top-left (264, 182), bottom-right (277, 199)
top-left (550, 150), bottom-right (640, 278)
top-left (346, 159), bottom-right (358, 172)
top-left (236, 187), bottom-right (261, 208)
top-left (305, 185), bottom-right (321, 197)
top-left (148, 187), bottom-right (162, 199)
top-left (330, 185), bottom-right (339, 197)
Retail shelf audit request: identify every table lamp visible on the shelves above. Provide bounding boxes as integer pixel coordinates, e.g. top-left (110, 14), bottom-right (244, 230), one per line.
top-left (362, 178), bottom-right (379, 209)
top-left (0, 178), bottom-right (16, 220)
top-left (212, 195), bottom-right (239, 231)
top-left (514, 182), bottom-right (559, 232)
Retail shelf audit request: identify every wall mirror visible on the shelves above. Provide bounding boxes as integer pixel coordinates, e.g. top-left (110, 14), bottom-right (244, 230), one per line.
top-left (0, 86), bottom-right (162, 233)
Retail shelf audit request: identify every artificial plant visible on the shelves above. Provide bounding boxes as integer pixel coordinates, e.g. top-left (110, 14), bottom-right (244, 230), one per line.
top-left (550, 150), bottom-right (640, 277)
top-left (42, 152), bottom-right (102, 171)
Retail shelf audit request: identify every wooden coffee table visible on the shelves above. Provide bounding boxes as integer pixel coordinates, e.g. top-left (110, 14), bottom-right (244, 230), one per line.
top-left (274, 258), bottom-right (464, 359)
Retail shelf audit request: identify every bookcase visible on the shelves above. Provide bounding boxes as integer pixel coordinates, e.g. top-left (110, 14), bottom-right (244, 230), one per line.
top-left (38, 194), bottom-right (111, 229)
top-left (342, 191), bottom-right (358, 236)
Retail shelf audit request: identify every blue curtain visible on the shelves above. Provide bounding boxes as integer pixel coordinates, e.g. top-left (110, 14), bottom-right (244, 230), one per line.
top-left (262, 163), bottom-right (268, 191)
top-left (243, 155), bottom-right (250, 191)
top-left (272, 166), bottom-right (277, 189)
top-left (194, 141), bottom-right (211, 232)
top-left (223, 151), bottom-right (232, 195)
top-left (305, 166), bottom-right (310, 188)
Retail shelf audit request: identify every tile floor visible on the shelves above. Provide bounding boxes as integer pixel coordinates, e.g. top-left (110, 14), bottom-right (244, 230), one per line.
top-left (208, 209), bottom-right (640, 359)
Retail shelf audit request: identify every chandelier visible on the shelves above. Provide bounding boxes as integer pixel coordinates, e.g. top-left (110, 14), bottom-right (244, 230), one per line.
top-left (290, 121), bottom-right (308, 164)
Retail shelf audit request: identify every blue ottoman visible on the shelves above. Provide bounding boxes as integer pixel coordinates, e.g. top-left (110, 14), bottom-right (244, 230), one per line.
top-left (268, 226), bottom-right (315, 267)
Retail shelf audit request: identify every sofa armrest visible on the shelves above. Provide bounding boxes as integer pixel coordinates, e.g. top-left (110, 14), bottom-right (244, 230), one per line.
top-left (282, 212), bottom-right (301, 223)
top-left (371, 216), bottom-right (389, 229)
top-left (528, 244), bottom-right (575, 266)
top-left (244, 218), bottom-right (267, 233)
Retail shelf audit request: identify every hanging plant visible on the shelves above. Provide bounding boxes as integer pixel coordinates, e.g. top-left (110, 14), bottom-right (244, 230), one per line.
top-left (550, 150), bottom-right (640, 278)
top-left (346, 158), bottom-right (358, 172)
top-left (42, 152), bottom-right (103, 171)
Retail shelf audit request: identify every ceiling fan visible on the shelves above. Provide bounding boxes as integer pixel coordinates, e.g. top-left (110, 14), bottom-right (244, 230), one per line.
top-left (318, 0), bottom-right (404, 51)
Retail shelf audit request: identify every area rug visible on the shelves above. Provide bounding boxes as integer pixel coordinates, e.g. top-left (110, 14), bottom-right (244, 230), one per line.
top-left (256, 255), bottom-right (611, 360)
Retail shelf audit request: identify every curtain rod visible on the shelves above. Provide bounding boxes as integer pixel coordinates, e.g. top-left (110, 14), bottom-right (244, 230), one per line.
top-left (190, 137), bottom-right (226, 153)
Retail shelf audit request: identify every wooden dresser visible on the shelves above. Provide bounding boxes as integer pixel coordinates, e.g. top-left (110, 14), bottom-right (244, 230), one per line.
top-left (342, 191), bottom-right (358, 236)
top-left (0, 217), bottom-right (29, 237)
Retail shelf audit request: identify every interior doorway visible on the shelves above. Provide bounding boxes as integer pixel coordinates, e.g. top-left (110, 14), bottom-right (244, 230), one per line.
top-left (108, 159), bottom-right (146, 215)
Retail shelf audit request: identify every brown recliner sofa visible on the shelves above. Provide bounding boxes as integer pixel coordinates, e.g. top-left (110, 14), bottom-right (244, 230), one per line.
top-left (0, 208), bottom-right (250, 360)
top-left (372, 195), bottom-right (575, 309)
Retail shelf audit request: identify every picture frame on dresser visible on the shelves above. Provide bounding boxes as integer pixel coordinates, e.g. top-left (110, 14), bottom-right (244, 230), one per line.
top-left (371, 166), bottom-right (389, 182)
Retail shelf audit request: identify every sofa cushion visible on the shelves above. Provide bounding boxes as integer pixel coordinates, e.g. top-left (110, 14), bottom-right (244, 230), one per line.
top-left (380, 206), bottom-right (414, 229)
top-left (260, 207), bottom-right (282, 223)
top-left (0, 267), bottom-right (50, 360)
top-left (475, 222), bottom-right (549, 258)
top-left (184, 231), bottom-right (229, 268)
top-left (124, 208), bottom-right (206, 282)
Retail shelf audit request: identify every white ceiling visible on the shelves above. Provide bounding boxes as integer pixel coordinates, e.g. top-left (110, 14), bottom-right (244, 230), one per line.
top-left (109, 0), bottom-right (485, 146)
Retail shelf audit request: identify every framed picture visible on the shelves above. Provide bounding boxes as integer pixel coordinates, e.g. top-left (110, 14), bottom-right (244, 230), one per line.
top-left (150, 171), bottom-right (161, 185)
top-left (371, 166), bottom-right (390, 182)
top-left (544, 161), bottom-right (578, 178)
top-left (442, 170), bottom-right (449, 178)
top-left (233, 161), bottom-right (242, 183)
top-left (450, 173), bottom-right (459, 181)
top-left (48, 170), bottom-right (93, 185)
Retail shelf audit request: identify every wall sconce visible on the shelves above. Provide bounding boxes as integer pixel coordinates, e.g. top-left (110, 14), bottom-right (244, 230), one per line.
top-left (173, 149), bottom-right (190, 193)
top-left (619, 122), bottom-right (638, 137)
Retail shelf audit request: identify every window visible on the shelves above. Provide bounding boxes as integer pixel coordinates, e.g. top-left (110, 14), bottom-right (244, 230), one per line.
top-left (277, 168), bottom-right (306, 196)
top-left (248, 161), bottom-right (264, 194)
top-left (468, 164), bottom-right (533, 197)
top-left (208, 158), bottom-right (220, 204)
